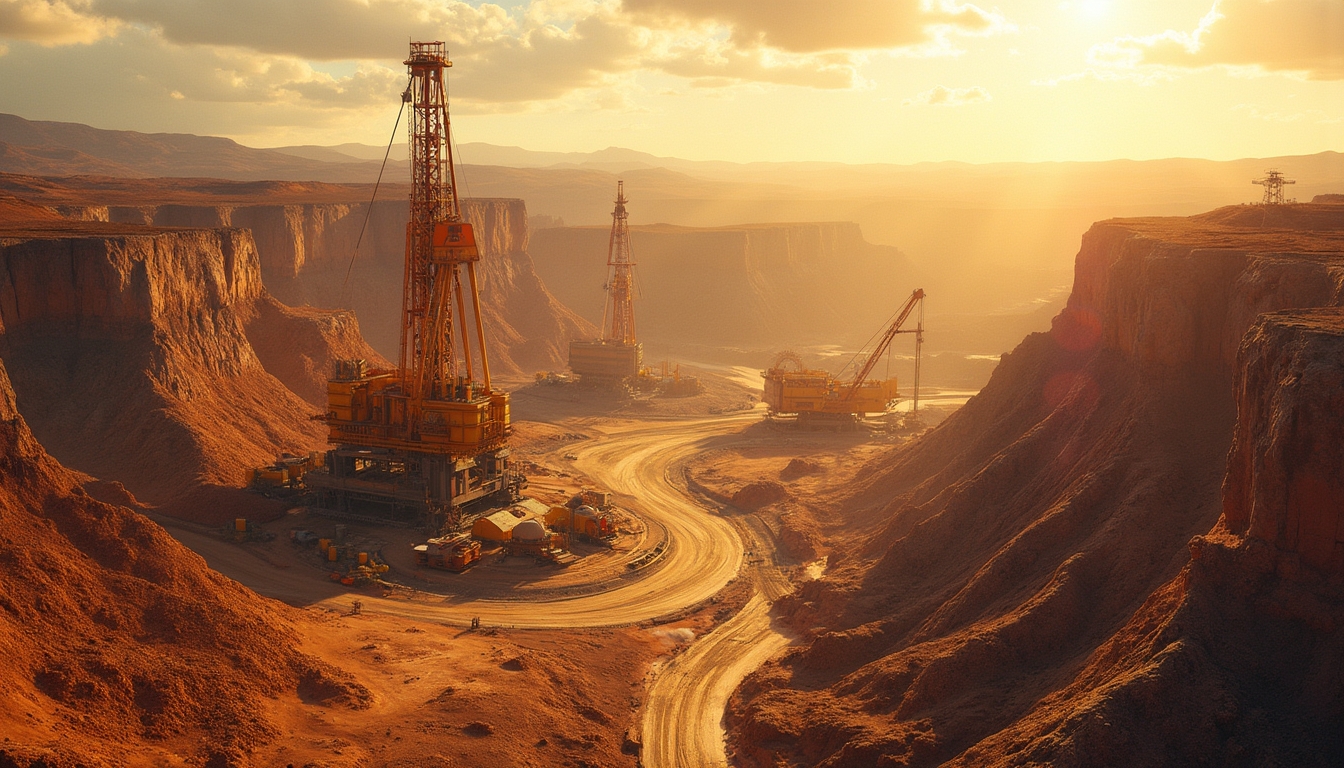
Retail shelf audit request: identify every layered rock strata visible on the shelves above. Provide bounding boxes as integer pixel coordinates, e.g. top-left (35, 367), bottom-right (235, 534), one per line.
top-left (530, 221), bottom-right (913, 349)
top-left (47, 189), bottom-right (593, 377)
top-left (729, 204), bottom-right (1344, 766)
top-left (0, 221), bottom-right (378, 518)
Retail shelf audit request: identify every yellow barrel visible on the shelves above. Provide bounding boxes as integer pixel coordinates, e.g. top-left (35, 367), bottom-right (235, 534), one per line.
top-left (358, 552), bottom-right (368, 565)
top-left (318, 538), bottom-right (331, 552)
top-left (327, 546), bottom-right (338, 562)
top-left (235, 518), bottom-right (247, 532)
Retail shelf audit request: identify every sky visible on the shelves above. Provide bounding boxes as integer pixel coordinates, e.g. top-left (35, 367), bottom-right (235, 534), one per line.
top-left (0, 0), bottom-right (1340, 164)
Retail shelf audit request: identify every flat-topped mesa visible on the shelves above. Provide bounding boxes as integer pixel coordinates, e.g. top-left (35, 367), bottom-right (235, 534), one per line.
top-left (90, 197), bottom-right (530, 281)
top-left (1057, 204), bottom-right (1344, 375)
top-left (0, 227), bottom-right (266, 385)
top-left (0, 223), bottom-right (378, 515)
top-left (1221, 308), bottom-right (1344, 575)
top-left (531, 219), bottom-right (911, 347)
top-left (49, 194), bottom-right (582, 375)
top-left (728, 203), bottom-right (1344, 768)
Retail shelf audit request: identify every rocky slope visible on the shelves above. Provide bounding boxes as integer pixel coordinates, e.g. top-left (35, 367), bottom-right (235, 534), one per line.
top-left (0, 173), bottom-right (596, 378)
top-left (530, 222), bottom-right (914, 351)
top-left (0, 355), bottom-right (367, 767)
top-left (0, 213), bottom-right (379, 520)
top-left (728, 204), bottom-right (1344, 766)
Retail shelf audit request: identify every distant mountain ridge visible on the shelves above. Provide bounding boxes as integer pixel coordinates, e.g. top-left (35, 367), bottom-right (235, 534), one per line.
top-left (0, 113), bottom-right (389, 182)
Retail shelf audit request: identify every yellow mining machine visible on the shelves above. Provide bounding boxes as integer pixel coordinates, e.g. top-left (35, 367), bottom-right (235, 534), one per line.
top-left (305, 42), bottom-right (520, 531)
top-left (763, 289), bottom-right (925, 426)
top-left (569, 181), bottom-right (644, 386)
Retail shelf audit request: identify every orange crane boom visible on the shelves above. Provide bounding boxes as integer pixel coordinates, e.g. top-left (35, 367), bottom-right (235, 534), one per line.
top-left (843, 288), bottom-right (925, 404)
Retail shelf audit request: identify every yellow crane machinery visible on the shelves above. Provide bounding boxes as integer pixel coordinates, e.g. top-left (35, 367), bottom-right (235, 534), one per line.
top-left (762, 289), bottom-right (925, 425)
top-left (305, 42), bottom-right (520, 531)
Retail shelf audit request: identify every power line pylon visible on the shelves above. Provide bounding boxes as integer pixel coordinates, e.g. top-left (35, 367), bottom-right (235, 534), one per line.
top-left (1252, 169), bottom-right (1296, 205)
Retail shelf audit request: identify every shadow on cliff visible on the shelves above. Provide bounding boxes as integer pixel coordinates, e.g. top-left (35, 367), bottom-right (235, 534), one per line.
top-left (728, 204), bottom-right (1344, 767)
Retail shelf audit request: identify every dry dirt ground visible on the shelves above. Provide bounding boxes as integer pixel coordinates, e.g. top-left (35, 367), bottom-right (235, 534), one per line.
top-left (247, 613), bottom-right (660, 768)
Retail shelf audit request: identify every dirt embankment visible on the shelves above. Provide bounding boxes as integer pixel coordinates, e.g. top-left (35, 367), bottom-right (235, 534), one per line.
top-left (530, 221), bottom-right (913, 351)
top-left (727, 204), bottom-right (1344, 767)
top-left (0, 356), bottom-right (368, 768)
top-left (6, 173), bottom-right (596, 378)
top-left (0, 219), bottom-right (377, 519)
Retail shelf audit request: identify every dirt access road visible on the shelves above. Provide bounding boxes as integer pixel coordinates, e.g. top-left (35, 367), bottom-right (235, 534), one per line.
top-left (174, 411), bottom-right (755, 625)
top-left (169, 409), bottom-right (792, 764)
top-left (642, 512), bottom-right (799, 768)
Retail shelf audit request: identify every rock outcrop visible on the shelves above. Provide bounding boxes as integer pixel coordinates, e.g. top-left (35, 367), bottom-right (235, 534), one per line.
top-left (1222, 308), bottom-right (1344, 575)
top-left (0, 355), bottom-right (367, 767)
top-left (728, 204), bottom-right (1344, 767)
top-left (0, 219), bottom-right (378, 519)
top-left (8, 173), bottom-right (596, 378)
top-left (952, 309), bottom-right (1344, 766)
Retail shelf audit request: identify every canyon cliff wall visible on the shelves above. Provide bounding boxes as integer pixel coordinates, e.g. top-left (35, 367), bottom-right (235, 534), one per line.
top-left (530, 222), bottom-right (914, 350)
top-left (68, 196), bottom-right (593, 377)
top-left (0, 355), bottom-right (366, 766)
top-left (0, 222), bottom-right (379, 517)
top-left (1222, 309), bottom-right (1344, 574)
top-left (729, 204), bottom-right (1344, 767)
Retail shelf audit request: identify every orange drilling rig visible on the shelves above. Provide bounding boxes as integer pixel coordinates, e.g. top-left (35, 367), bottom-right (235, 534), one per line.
top-left (306, 42), bottom-right (519, 531)
top-left (763, 289), bottom-right (925, 426)
top-left (568, 181), bottom-right (644, 385)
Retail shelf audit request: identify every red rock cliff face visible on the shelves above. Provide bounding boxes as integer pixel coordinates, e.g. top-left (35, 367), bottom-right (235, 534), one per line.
top-left (0, 223), bottom-right (376, 514)
top-left (1222, 309), bottom-right (1344, 574)
top-left (83, 197), bottom-right (590, 377)
top-left (728, 205), bottom-right (1344, 767)
top-left (531, 221), bottom-right (912, 348)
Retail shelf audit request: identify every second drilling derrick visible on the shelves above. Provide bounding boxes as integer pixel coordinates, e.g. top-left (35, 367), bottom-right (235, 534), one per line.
top-left (306, 41), bottom-right (518, 532)
top-left (569, 181), bottom-right (643, 385)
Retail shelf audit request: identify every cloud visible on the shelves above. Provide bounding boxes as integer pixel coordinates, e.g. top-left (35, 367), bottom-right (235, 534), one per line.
top-left (652, 38), bottom-right (864, 89)
top-left (83, 0), bottom-right (513, 60)
top-left (904, 84), bottom-right (989, 106)
top-left (0, 0), bottom-right (118, 44)
top-left (0, 0), bottom-right (1014, 138)
top-left (1091, 0), bottom-right (1344, 80)
top-left (450, 12), bottom-right (645, 103)
top-left (621, 0), bottom-right (1007, 54)
top-left (1233, 103), bottom-right (1344, 124)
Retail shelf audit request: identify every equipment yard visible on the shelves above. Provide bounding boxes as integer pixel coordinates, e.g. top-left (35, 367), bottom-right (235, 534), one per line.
top-left (154, 399), bottom-right (932, 766)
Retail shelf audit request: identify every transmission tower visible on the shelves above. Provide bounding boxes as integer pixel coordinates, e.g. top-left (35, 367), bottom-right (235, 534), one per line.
top-left (1252, 169), bottom-right (1296, 205)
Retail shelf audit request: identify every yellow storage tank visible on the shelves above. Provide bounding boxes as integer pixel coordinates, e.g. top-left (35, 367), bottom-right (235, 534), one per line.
top-left (327, 546), bottom-right (338, 562)
top-left (234, 518), bottom-right (247, 532)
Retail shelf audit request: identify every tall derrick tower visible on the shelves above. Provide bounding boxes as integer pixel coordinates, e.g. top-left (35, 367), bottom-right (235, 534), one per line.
top-left (602, 181), bottom-right (636, 345)
top-left (307, 42), bottom-right (518, 531)
top-left (569, 181), bottom-right (644, 385)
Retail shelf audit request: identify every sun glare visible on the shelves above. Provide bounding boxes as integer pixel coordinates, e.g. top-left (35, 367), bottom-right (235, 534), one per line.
top-left (1078, 0), bottom-right (1112, 19)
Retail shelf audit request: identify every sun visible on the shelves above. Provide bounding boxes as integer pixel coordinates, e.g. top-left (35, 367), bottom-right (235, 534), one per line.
top-left (1078, 0), bottom-right (1112, 19)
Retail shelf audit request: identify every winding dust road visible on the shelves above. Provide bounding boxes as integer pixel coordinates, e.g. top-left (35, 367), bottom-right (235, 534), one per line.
top-left (169, 408), bottom-right (799, 766)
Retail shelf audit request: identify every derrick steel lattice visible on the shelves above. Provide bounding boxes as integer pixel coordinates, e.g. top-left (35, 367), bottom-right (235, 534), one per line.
top-left (600, 181), bottom-right (637, 345)
top-left (399, 41), bottom-right (492, 421)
